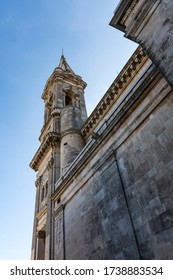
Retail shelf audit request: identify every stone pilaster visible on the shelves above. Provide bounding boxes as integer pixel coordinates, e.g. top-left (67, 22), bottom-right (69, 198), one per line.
top-left (44, 156), bottom-right (54, 260)
top-left (78, 88), bottom-right (87, 121)
top-left (52, 144), bottom-right (61, 185)
top-left (53, 205), bottom-right (65, 260)
top-left (53, 81), bottom-right (63, 109)
top-left (36, 231), bottom-right (46, 260)
top-left (31, 179), bottom-right (41, 260)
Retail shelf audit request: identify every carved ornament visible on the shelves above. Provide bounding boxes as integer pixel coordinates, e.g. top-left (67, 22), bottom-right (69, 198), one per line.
top-left (47, 157), bottom-right (54, 171)
top-left (121, 0), bottom-right (138, 26)
top-left (30, 132), bottom-right (60, 171)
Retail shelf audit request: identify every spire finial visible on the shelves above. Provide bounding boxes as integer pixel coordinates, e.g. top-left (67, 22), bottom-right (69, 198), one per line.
top-left (58, 52), bottom-right (75, 75)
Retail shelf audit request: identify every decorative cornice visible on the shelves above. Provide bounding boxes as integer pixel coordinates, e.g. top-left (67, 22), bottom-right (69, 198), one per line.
top-left (121, 0), bottom-right (138, 26)
top-left (39, 108), bottom-right (61, 142)
top-left (125, 0), bottom-right (161, 40)
top-left (61, 128), bottom-right (82, 138)
top-left (81, 46), bottom-right (147, 139)
top-left (36, 205), bottom-right (47, 220)
top-left (109, 0), bottom-right (136, 31)
top-left (30, 132), bottom-right (60, 171)
top-left (109, 0), bottom-right (161, 39)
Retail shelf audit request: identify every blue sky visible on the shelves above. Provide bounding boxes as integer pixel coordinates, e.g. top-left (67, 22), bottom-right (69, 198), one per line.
top-left (0, 0), bottom-right (137, 259)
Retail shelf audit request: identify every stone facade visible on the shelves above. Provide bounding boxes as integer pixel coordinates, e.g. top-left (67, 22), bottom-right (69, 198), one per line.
top-left (30, 0), bottom-right (173, 259)
top-left (110, 0), bottom-right (173, 88)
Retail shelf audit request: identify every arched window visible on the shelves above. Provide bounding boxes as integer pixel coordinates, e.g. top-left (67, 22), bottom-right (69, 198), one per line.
top-left (45, 182), bottom-right (48, 196)
top-left (65, 95), bottom-right (72, 106)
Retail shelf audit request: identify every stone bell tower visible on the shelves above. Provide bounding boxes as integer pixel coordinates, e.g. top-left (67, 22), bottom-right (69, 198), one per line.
top-left (30, 55), bottom-right (87, 259)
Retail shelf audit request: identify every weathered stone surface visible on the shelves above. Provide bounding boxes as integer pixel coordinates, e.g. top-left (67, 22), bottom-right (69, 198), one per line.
top-left (31, 0), bottom-right (173, 260)
top-left (117, 92), bottom-right (173, 259)
top-left (54, 209), bottom-right (64, 260)
top-left (110, 0), bottom-right (173, 88)
top-left (64, 159), bottom-right (139, 259)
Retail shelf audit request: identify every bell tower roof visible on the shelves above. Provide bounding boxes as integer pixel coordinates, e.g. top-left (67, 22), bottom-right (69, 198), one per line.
top-left (57, 55), bottom-right (76, 75)
top-left (41, 55), bottom-right (87, 100)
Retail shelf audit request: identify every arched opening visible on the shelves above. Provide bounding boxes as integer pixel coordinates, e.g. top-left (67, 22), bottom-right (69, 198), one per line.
top-left (45, 182), bottom-right (48, 197)
top-left (65, 95), bottom-right (72, 106)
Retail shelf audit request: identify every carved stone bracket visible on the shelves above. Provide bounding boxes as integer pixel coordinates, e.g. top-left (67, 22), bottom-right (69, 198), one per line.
top-left (47, 157), bottom-right (54, 171)
top-left (35, 179), bottom-right (40, 188)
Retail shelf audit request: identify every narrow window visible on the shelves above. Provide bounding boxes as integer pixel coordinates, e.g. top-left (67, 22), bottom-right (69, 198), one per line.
top-left (45, 182), bottom-right (48, 196)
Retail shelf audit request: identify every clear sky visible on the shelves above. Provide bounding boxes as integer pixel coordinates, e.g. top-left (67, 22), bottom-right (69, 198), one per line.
top-left (0, 0), bottom-right (137, 259)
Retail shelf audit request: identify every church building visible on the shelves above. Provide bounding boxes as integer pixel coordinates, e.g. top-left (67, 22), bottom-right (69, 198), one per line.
top-left (30, 0), bottom-right (173, 259)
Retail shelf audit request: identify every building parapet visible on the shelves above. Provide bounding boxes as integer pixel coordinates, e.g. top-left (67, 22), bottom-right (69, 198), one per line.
top-left (81, 46), bottom-right (147, 139)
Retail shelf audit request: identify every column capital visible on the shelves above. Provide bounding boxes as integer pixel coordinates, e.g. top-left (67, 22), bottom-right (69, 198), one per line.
top-left (36, 230), bottom-right (45, 239)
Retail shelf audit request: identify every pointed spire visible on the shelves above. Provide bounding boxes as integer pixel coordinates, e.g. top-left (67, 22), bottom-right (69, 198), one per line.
top-left (58, 54), bottom-right (76, 75)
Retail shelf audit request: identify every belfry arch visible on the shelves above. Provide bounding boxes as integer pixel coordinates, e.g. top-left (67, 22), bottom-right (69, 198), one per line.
top-left (65, 94), bottom-right (73, 106)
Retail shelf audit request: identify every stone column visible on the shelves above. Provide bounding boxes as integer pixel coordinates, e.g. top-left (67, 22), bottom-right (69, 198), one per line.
top-left (44, 157), bottom-right (54, 259)
top-left (53, 81), bottom-right (63, 109)
top-left (78, 88), bottom-right (87, 121)
top-left (60, 106), bottom-right (85, 174)
top-left (52, 144), bottom-right (61, 185)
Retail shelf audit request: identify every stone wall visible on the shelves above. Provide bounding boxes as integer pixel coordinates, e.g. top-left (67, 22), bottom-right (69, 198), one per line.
top-left (54, 75), bottom-right (173, 259)
top-left (64, 155), bottom-right (139, 259)
top-left (117, 92), bottom-right (173, 259)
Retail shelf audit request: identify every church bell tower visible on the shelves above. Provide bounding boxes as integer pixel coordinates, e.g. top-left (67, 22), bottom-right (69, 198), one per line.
top-left (30, 55), bottom-right (87, 259)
